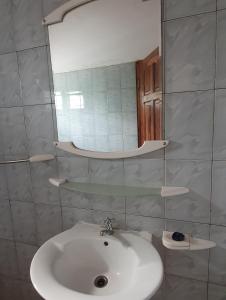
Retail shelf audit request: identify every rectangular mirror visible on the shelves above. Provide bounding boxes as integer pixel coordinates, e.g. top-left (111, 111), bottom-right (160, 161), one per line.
top-left (47, 0), bottom-right (162, 153)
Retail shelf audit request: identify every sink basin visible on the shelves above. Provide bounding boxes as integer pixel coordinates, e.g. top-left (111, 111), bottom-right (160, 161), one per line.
top-left (30, 222), bottom-right (163, 300)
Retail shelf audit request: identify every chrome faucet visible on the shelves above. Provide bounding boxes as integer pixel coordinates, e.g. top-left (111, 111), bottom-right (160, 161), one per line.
top-left (100, 217), bottom-right (114, 236)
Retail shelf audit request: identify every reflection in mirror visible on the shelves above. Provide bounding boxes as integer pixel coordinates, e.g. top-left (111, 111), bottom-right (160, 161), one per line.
top-left (48, 0), bottom-right (162, 152)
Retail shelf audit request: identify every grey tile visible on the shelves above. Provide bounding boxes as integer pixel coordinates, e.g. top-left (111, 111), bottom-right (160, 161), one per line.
top-left (109, 135), bottom-right (124, 151)
top-left (95, 136), bottom-right (109, 152)
top-left (53, 72), bottom-right (67, 91)
top-left (92, 68), bottom-right (106, 92)
top-left (0, 53), bottom-right (21, 107)
top-left (208, 283), bottom-right (226, 300)
top-left (165, 91), bottom-right (214, 160)
top-left (151, 287), bottom-right (164, 300)
top-left (165, 220), bottom-right (209, 281)
top-left (24, 104), bottom-right (55, 155)
top-left (107, 89), bottom-right (121, 113)
top-left (106, 65), bottom-right (120, 90)
top-left (108, 113), bottom-right (123, 135)
top-left (0, 166), bottom-right (9, 201)
top-left (0, 136), bottom-right (4, 157)
top-left (122, 112), bottom-right (137, 136)
top-left (51, 101), bottom-right (60, 142)
top-left (126, 214), bottom-right (165, 258)
top-left (0, 200), bottom-right (13, 240)
top-left (65, 70), bottom-right (80, 92)
top-left (216, 10), bottom-right (226, 88)
top-left (90, 194), bottom-right (125, 214)
top-left (94, 113), bottom-right (108, 136)
top-left (93, 92), bottom-right (107, 113)
top-left (212, 161), bottom-right (226, 225)
top-left (126, 195), bottom-right (164, 218)
top-left (121, 88), bottom-right (137, 112)
top-left (11, 201), bottom-right (36, 244)
top-left (164, 0), bottom-right (216, 20)
top-left (18, 47), bottom-right (51, 105)
top-left (0, 0), bottom-right (15, 54)
top-left (16, 243), bottom-right (38, 280)
top-left (214, 90), bottom-right (226, 159)
top-left (165, 160), bottom-right (211, 223)
top-left (62, 207), bottom-right (93, 230)
top-left (89, 159), bottom-right (124, 185)
top-left (20, 281), bottom-right (43, 300)
top-left (60, 189), bottom-right (91, 209)
top-left (165, 13), bottom-right (216, 92)
top-left (43, 0), bottom-right (68, 16)
top-left (0, 107), bottom-right (28, 158)
top-left (60, 185), bottom-right (125, 213)
top-left (209, 225), bottom-right (226, 285)
top-left (0, 277), bottom-right (22, 300)
top-left (82, 92), bottom-right (93, 113)
top-left (36, 204), bottom-right (62, 245)
top-left (126, 214), bottom-right (165, 236)
top-left (0, 239), bottom-right (18, 277)
top-left (30, 160), bottom-right (60, 205)
top-left (12, 0), bottom-right (46, 51)
top-left (217, 0), bottom-right (226, 9)
top-left (165, 275), bottom-right (207, 300)
top-left (78, 69), bottom-right (92, 91)
top-left (120, 63), bottom-right (136, 89)
top-left (124, 158), bottom-right (164, 187)
top-left (6, 162), bottom-right (32, 202)
top-left (46, 45), bottom-right (55, 101)
top-left (58, 156), bottom-right (89, 179)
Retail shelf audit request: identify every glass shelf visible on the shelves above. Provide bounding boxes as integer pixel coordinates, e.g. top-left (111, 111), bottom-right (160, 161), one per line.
top-left (49, 178), bottom-right (189, 198)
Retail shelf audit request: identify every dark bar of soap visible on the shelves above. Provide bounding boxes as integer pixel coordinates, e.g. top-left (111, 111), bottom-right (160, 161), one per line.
top-left (172, 232), bottom-right (185, 242)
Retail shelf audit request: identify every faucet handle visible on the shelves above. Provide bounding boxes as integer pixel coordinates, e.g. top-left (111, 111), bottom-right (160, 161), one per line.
top-left (104, 217), bottom-right (115, 225)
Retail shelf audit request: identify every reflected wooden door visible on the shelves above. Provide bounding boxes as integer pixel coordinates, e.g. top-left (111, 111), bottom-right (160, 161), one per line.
top-left (136, 48), bottom-right (162, 147)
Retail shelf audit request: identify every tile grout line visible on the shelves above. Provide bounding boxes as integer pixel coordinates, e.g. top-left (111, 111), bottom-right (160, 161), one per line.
top-left (207, 5), bottom-right (218, 297)
top-left (163, 7), bottom-right (218, 23)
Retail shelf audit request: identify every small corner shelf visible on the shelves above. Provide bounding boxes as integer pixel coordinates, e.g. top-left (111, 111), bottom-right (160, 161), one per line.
top-left (0, 154), bottom-right (55, 165)
top-left (49, 178), bottom-right (189, 198)
top-left (54, 140), bottom-right (169, 160)
top-left (162, 231), bottom-right (216, 251)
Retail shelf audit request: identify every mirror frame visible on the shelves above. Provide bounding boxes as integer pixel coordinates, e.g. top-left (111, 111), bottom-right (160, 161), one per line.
top-left (44, 0), bottom-right (168, 159)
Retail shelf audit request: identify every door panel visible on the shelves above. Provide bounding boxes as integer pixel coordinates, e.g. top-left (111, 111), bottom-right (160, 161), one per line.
top-left (136, 48), bottom-right (162, 147)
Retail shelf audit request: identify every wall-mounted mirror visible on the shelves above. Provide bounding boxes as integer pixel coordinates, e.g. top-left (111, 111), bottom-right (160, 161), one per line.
top-left (47, 0), bottom-right (162, 153)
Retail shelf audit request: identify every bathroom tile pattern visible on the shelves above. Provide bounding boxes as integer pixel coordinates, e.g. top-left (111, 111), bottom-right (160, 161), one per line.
top-left (164, 12), bottom-right (216, 93)
top-left (0, 0), bottom-right (224, 299)
top-left (53, 63), bottom-right (138, 152)
top-left (217, 0), bottom-right (226, 10)
top-left (164, 0), bottom-right (216, 20)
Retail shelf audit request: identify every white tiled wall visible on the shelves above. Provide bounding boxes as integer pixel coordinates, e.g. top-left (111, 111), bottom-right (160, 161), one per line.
top-left (0, 0), bottom-right (226, 299)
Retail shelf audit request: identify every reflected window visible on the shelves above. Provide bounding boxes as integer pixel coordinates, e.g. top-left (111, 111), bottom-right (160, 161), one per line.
top-left (69, 91), bottom-right (84, 109)
top-left (55, 92), bottom-right (63, 110)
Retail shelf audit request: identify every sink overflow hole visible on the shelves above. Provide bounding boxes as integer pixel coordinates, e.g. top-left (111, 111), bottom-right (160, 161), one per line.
top-left (104, 241), bottom-right (109, 246)
top-left (94, 275), bottom-right (108, 288)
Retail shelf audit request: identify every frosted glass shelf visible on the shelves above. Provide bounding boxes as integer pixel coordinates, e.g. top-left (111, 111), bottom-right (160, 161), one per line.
top-left (49, 178), bottom-right (189, 198)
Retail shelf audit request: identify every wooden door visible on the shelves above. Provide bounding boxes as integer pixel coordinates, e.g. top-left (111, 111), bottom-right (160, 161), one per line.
top-left (136, 48), bottom-right (162, 147)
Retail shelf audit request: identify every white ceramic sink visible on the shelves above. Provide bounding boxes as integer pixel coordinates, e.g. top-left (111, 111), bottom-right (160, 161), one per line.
top-left (30, 222), bottom-right (163, 300)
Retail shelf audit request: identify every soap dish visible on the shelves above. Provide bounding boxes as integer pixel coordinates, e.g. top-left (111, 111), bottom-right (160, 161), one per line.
top-left (162, 231), bottom-right (216, 251)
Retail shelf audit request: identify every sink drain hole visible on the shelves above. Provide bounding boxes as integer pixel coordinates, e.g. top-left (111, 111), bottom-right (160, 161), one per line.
top-left (94, 275), bottom-right (108, 288)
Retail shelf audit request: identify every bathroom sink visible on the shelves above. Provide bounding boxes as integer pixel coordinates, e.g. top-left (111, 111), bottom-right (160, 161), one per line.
top-left (30, 222), bottom-right (163, 300)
